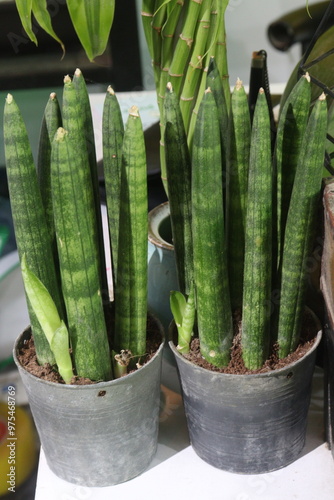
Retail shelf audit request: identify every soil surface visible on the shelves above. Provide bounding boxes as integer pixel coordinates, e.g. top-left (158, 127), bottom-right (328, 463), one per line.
top-left (17, 315), bottom-right (162, 385)
top-left (181, 309), bottom-right (319, 375)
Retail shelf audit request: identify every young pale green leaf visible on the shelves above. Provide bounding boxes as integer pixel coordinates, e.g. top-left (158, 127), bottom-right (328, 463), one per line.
top-left (21, 255), bottom-right (73, 382)
top-left (170, 288), bottom-right (195, 354)
top-left (50, 322), bottom-right (73, 384)
top-left (21, 254), bottom-right (62, 345)
top-left (15, 0), bottom-right (37, 45)
top-left (170, 290), bottom-right (186, 327)
top-left (67, 0), bottom-right (115, 61)
top-left (32, 0), bottom-right (65, 56)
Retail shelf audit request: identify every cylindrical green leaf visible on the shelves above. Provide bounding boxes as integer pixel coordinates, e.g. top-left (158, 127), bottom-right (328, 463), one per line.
top-left (192, 88), bottom-right (233, 367)
top-left (102, 86), bottom-right (124, 285)
top-left (4, 94), bottom-right (64, 365)
top-left (164, 83), bottom-right (193, 295)
top-left (241, 89), bottom-right (272, 370)
top-left (227, 78), bottom-right (251, 311)
top-left (114, 106), bottom-right (148, 357)
top-left (51, 127), bottom-right (112, 381)
top-left (277, 94), bottom-right (328, 357)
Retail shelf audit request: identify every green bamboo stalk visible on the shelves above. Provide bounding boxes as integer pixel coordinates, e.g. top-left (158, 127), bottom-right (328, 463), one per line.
top-left (158, 0), bottom-right (185, 103)
top-left (212, 0), bottom-right (230, 110)
top-left (186, 1), bottom-right (229, 149)
top-left (151, 1), bottom-right (168, 97)
top-left (179, 1), bottom-right (211, 133)
top-left (169, 0), bottom-right (205, 96)
top-left (114, 106), bottom-right (148, 357)
top-left (158, 0), bottom-right (185, 193)
top-left (102, 86), bottom-right (124, 286)
top-left (141, 0), bottom-right (157, 61)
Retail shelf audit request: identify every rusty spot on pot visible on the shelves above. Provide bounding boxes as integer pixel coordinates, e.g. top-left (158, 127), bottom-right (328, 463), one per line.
top-left (97, 390), bottom-right (106, 397)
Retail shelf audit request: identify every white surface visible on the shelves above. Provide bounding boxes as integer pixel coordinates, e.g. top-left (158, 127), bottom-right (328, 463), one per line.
top-left (225, 0), bottom-right (312, 86)
top-left (35, 366), bottom-right (334, 499)
top-left (89, 90), bottom-right (159, 164)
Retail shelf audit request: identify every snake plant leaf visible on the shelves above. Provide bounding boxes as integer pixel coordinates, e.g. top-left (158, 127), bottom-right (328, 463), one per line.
top-left (170, 290), bottom-right (186, 328)
top-left (15, 0), bottom-right (37, 45)
top-left (50, 322), bottom-right (73, 384)
top-left (21, 254), bottom-right (73, 383)
top-left (67, 0), bottom-right (115, 61)
top-left (21, 254), bottom-right (61, 345)
top-left (170, 288), bottom-right (195, 354)
top-left (32, 0), bottom-right (65, 56)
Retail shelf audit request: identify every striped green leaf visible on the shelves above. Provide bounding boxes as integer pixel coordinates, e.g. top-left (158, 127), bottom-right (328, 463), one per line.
top-left (67, 0), bottom-right (115, 61)
top-left (114, 106), bottom-right (148, 358)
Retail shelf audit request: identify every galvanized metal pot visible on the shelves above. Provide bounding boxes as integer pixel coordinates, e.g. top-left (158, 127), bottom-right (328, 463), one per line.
top-left (13, 319), bottom-right (164, 487)
top-left (169, 315), bottom-right (322, 474)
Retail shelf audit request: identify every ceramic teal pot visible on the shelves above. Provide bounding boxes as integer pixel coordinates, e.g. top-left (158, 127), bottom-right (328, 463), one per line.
top-left (148, 202), bottom-right (178, 333)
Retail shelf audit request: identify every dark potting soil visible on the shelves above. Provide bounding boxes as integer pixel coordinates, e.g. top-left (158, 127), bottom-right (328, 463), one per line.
top-left (17, 315), bottom-right (162, 385)
top-left (182, 309), bottom-right (319, 375)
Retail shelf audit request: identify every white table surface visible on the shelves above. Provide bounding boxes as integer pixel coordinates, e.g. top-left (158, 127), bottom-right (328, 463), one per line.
top-left (34, 364), bottom-right (334, 500)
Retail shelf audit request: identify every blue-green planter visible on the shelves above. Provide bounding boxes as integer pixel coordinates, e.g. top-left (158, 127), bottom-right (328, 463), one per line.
top-left (148, 202), bottom-right (178, 333)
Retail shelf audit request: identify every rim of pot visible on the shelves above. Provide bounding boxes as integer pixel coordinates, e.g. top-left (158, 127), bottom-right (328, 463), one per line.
top-left (148, 201), bottom-right (173, 251)
top-left (168, 310), bottom-right (322, 379)
top-left (14, 321), bottom-right (165, 390)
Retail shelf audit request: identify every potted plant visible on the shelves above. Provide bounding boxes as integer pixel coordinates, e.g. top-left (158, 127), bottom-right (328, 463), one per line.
top-left (145, 0), bottom-right (230, 333)
top-left (164, 62), bottom-right (327, 473)
top-left (4, 69), bottom-right (164, 487)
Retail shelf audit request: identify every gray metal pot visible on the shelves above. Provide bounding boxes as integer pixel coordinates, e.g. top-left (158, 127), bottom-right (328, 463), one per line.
top-left (14, 320), bottom-right (164, 487)
top-left (169, 316), bottom-right (322, 474)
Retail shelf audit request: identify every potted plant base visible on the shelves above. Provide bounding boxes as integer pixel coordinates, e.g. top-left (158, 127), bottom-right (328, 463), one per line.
top-left (169, 312), bottom-right (322, 475)
top-left (13, 317), bottom-right (164, 487)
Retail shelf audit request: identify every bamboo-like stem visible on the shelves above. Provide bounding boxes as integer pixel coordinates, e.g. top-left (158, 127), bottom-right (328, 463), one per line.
top-left (152, 2), bottom-right (168, 89)
top-left (186, 0), bottom-right (226, 148)
top-left (169, 0), bottom-right (204, 96)
top-left (179, 1), bottom-right (211, 133)
top-left (141, 0), bottom-right (157, 60)
top-left (212, 1), bottom-right (230, 110)
top-left (158, 0), bottom-right (185, 103)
